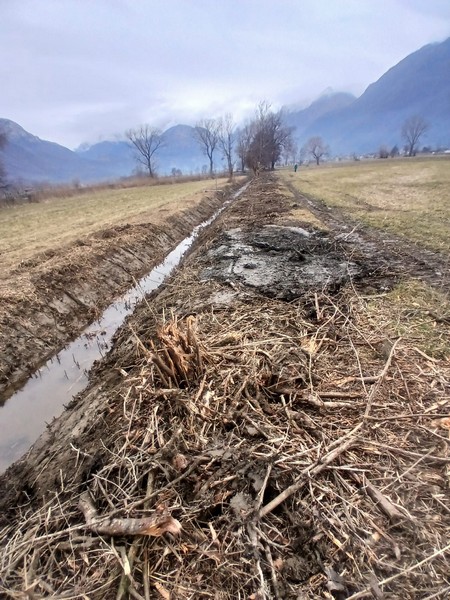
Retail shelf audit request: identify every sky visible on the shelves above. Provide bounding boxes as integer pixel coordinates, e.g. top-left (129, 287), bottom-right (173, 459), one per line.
top-left (1, 0), bottom-right (449, 149)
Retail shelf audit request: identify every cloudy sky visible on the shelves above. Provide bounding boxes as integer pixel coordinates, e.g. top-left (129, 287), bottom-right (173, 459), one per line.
top-left (1, 0), bottom-right (449, 148)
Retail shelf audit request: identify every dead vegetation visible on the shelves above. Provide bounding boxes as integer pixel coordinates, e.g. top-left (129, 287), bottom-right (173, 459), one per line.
top-left (0, 182), bottom-right (234, 400)
top-left (0, 174), bottom-right (449, 598)
top-left (1, 273), bottom-right (449, 598)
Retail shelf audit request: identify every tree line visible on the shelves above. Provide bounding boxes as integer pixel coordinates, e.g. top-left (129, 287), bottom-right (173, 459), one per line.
top-left (125, 106), bottom-right (431, 180)
top-left (0, 111), bottom-right (432, 189)
top-left (126, 101), bottom-right (298, 179)
top-left (125, 101), bottom-right (332, 179)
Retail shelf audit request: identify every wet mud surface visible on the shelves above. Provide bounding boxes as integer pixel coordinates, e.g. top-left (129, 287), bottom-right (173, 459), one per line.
top-left (284, 179), bottom-right (450, 296)
top-left (201, 225), bottom-right (362, 300)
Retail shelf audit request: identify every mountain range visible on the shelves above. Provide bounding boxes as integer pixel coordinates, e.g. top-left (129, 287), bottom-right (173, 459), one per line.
top-left (1, 37), bottom-right (449, 185)
top-left (286, 37), bottom-right (450, 154)
top-left (0, 121), bottom-right (207, 185)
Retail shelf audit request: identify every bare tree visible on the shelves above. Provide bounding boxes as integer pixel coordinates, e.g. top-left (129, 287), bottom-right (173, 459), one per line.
top-left (281, 139), bottom-right (298, 166)
top-left (236, 123), bottom-right (254, 172)
top-left (401, 115), bottom-right (429, 157)
top-left (303, 136), bottom-right (329, 165)
top-left (245, 101), bottom-right (295, 173)
top-left (126, 125), bottom-right (164, 178)
top-left (0, 131), bottom-right (7, 188)
top-left (217, 114), bottom-right (235, 179)
top-left (194, 118), bottom-right (220, 176)
top-left (390, 145), bottom-right (399, 158)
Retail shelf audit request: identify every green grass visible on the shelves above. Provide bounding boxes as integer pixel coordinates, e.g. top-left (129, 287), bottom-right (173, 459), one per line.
top-left (0, 179), bottom-right (229, 270)
top-left (280, 156), bottom-right (450, 253)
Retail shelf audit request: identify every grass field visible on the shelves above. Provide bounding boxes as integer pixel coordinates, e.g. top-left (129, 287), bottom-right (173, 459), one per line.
top-left (281, 156), bottom-right (450, 253)
top-left (0, 178), bottom-right (230, 270)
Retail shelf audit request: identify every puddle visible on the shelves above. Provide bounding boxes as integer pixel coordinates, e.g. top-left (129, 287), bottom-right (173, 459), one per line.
top-left (0, 183), bottom-right (250, 473)
top-left (201, 225), bottom-right (362, 300)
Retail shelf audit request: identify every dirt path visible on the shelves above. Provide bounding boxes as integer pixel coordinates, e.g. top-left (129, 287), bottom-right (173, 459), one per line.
top-left (1, 174), bottom-right (449, 599)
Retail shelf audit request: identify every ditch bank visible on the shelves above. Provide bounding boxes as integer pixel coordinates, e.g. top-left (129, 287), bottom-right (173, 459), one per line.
top-left (0, 174), bottom-right (449, 599)
top-left (0, 185), bottom-right (239, 402)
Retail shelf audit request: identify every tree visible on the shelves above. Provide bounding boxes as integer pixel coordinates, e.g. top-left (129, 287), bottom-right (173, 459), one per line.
top-left (281, 139), bottom-right (298, 166)
top-left (244, 101), bottom-right (295, 173)
top-left (401, 115), bottom-right (429, 157)
top-left (126, 125), bottom-right (164, 178)
top-left (236, 123), bottom-right (254, 172)
top-left (194, 118), bottom-right (220, 176)
top-left (217, 114), bottom-right (235, 179)
top-left (303, 136), bottom-right (329, 165)
top-left (390, 145), bottom-right (399, 158)
top-left (0, 131), bottom-right (7, 188)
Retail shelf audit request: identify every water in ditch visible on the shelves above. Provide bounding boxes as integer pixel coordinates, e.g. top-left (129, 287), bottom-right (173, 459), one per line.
top-left (0, 182), bottom-right (249, 472)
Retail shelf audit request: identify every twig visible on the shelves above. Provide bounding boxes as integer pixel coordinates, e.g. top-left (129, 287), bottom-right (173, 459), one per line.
top-left (350, 473), bottom-right (405, 521)
top-left (79, 492), bottom-right (181, 537)
top-left (364, 338), bottom-right (401, 419)
top-left (259, 423), bottom-right (362, 517)
top-left (346, 542), bottom-right (450, 599)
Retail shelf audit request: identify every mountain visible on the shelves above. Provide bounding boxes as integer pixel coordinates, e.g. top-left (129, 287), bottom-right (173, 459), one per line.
top-left (74, 140), bottom-right (134, 178)
top-left (290, 37), bottom-right (450, 154)
top-left (284, 90), bottom-right (356, 136)
top-left (159, 125), bottom-right (207, 174)
top-left (2, 37), bottom-right (449, 183)
top-left (0, 120), bottom-right (208, 185)
top-left (0, 119), bottom-right (115, 184)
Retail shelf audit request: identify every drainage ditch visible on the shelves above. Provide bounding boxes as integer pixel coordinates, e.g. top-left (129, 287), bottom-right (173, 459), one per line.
top-left (0, 182), bottom-right (250, 472)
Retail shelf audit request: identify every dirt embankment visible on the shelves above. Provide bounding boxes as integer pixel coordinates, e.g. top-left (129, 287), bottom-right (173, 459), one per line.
top-left (1, 174), bottom-right (449, 598)
top-left (0, 187), bottom-right (234, 402)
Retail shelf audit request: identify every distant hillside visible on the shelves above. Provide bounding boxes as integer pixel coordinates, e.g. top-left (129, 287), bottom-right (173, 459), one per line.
top-left (159, 125), bottom-right (207, 174)
top-left (284, 91), bottom-right (356, 137)
top-left (290, 37), bottom-right (450, 154)
top-left (0, 119), bottom-right (115, 184)
top-left (74, 140), bottom-right (135, 178)
top-left (0, 120), bottom-right (209, 185)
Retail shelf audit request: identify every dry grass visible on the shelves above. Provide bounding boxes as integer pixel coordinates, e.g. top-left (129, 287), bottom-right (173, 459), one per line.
top-left (365, 279), bottom-right (450, 360)
top-left (280, 156), bottom-right (450, 252)
top-left (276, 179), bottom-right (328, 230)
top-left (1, 265), bottom-right (449, 598)
top-left (0, 178), bottom-right (231, 271)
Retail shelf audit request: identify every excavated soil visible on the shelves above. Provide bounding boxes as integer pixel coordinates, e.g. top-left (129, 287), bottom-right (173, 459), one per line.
top-left (0, 174), bottom-right (449, 599)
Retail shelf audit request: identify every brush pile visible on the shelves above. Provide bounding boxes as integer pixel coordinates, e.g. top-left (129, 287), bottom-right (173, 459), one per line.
top-left (1, 269), bottom-right (449, 598)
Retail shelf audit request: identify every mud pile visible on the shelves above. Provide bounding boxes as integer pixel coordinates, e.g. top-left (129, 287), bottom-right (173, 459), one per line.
top-left (201, 225), bottom-right (362, 300)
top-left (0, 175), bottom-right (449, 599)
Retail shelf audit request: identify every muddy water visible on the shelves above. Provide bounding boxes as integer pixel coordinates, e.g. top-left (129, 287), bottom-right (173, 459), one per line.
top-left (0, 183), bottom-right (250, 472)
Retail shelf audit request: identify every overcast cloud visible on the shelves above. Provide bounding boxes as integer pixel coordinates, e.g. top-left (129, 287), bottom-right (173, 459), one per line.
top-left (1, 0), bottom-right (449, 148)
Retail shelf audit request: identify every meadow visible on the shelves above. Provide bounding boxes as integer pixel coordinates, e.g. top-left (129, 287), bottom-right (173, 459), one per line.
top-left (0, 178), bottom-right (229, 270)
top-left (282, 155), bottom-right (450, 252)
